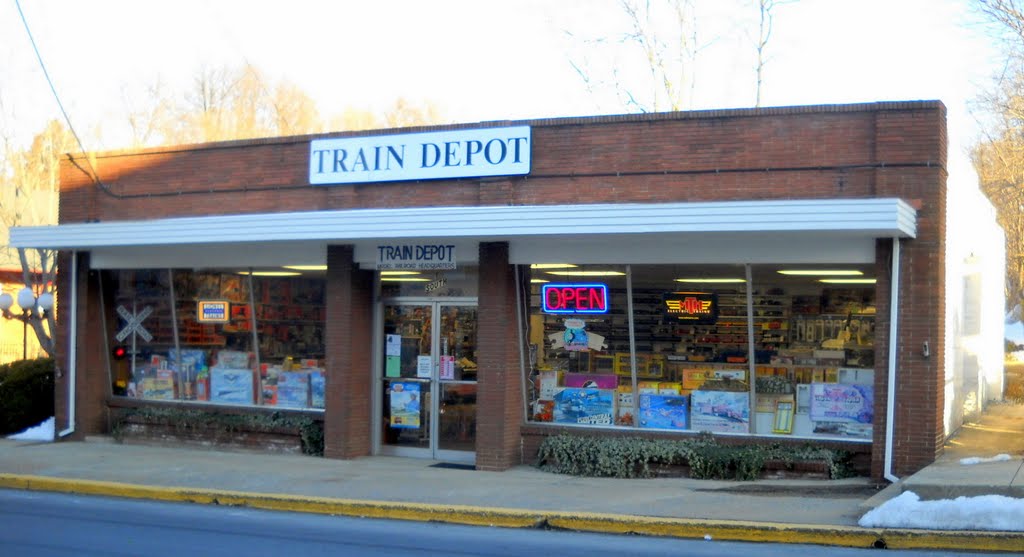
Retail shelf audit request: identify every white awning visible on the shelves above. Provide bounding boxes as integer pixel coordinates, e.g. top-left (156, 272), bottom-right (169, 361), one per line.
top-left (11, 198), bottom-right (916, 251)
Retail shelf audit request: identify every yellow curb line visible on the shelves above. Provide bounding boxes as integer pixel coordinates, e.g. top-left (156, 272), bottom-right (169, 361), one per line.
top-left (2, 473), bottom-right (1022, 553)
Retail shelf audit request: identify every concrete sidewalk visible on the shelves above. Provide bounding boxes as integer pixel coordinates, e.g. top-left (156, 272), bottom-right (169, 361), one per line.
top-left (2, 432), bottom-right (1023, 554)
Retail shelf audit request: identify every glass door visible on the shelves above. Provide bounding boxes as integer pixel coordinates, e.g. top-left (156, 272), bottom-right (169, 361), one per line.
top-left (380, 301), bottom-right (477, 462)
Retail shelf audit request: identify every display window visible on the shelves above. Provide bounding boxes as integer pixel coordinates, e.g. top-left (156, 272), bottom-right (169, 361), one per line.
top-left (105, 268), bottom-right (325, 410)
top-left (525, 263), bottom-right (876, 440)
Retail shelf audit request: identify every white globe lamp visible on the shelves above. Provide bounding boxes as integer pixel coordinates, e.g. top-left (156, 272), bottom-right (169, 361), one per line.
top-left (37, 292), bottom-right (54, 312)
top-left (17, 287), bottom-right (36, 312)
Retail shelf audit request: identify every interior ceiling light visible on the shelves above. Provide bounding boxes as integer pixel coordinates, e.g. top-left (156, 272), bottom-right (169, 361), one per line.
top-left (530, 279), bottom-right (550, 284)
top-left (777, 270), bottom-right (864, 276)
top-left (674, 278), bottom-right (746, 283)
top-left (237, 271), bottom-right (301, 277)
top-left (819, 278), bottom-right (877, 284)
top-left (546, 270), bottom-right (626, 277)
top-left (283, 265), bottom-right (327, 271)
top-left (380, 271), bottom-right (422, 276)
top-left (530, 263), bottom-right (578, 269)
top-left (381, 277), bottom-right (431, 282)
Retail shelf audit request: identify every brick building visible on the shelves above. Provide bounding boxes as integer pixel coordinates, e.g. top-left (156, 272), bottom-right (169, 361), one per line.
top-left (11, 101), bottom-right (1005, 479)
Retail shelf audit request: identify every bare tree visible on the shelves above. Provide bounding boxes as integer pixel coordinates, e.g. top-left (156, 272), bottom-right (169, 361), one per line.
top-left (568, 0), bottom-right (700, 113)
top-left (754, 1), bottom-right (795, 107)
top-left (0, 119), bottom-right (72, 358)
top-left (971, 0), bottom-right (1024, 311)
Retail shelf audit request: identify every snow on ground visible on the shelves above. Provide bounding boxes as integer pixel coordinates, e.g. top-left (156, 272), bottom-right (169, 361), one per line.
top-left (960, 454), bottom-right (1012, 465)
top-left (859, 491), bottom-right (1024, 531)
top-left (6, 416), bottom-right (54, 441)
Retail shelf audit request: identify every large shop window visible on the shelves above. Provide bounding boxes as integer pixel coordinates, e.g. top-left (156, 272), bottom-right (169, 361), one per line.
top-left (105, 269), bottom-right (325, 410)
top-left (525, 264), bottom-right (876, 440)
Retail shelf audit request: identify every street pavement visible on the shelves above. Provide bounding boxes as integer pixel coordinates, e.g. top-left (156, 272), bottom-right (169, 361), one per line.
top-left (1, 403), bottom-right (1022, 553)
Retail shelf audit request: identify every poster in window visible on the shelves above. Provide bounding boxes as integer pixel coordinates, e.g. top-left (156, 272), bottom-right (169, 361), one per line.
top-left (552, 387), bottom-right (614, 425)
top-left (690, 390), bottom-right (749, 433)
top-left (639, 393), bottom-right (689, 429)
top-left (440, 355), bottom-right (455, 380)
top-left (385, 334), bottom-right (401, 357)
top-left (417, 355), bottom-right (432, 378)
top-left (809, 383), bottom-right (873, 423)
top-left (390, 382), bottom-right (421, 429)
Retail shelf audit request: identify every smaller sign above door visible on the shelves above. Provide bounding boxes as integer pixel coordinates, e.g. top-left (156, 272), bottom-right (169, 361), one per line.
top-left (377, 243), bottom-right (457, 270)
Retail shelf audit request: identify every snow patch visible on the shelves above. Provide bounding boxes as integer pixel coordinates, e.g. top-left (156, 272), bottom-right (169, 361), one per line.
top-left (859, 491), bottom-right (1024, 531)
top-left (960, 454), bottom-right (1012, 466)
top-left (6, 416), bottom-right (54, 441)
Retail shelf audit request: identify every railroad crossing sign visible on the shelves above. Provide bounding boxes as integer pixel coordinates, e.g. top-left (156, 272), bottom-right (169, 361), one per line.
top-left (116, 305), bottom-right (153, 343)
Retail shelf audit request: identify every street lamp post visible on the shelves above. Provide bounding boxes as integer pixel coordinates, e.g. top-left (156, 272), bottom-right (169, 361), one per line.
top-left (0, 287), bottom-right (54, 360)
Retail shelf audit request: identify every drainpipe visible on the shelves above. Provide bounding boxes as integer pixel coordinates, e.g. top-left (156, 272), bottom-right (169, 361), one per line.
top-left (884, 238), bottom-right (900, 483)
top-left (58, 251), bottom-right (78, 438)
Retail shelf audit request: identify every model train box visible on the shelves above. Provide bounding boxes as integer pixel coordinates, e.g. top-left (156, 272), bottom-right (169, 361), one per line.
top-left (564, 373), bottom-right (618, 389)
top-left (690, 390), bottom-right (749, 433)
top-left (141, 370), bottom-right (176, 400)
top-left (682, 368), bottom-right (710, 390)
top-left (276, 371), bottom-right (311, 408)
top-left (309, 371), bottom-right (325, 408)
top-left (809, 383), bottom-right (873, 437)
top-left (210, 367), bottom-right (254, 404)
top-left (552, 387), bottom-right (615, 425)
top-left (639, 393), bottom-right (690, 429)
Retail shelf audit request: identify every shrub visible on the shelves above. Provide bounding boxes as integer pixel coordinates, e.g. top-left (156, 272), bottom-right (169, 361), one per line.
top-left (111, 406), bottom-right (325, 456)
top-left (0, 358), bottom-right (55, 435)
top-left (536, 433), bottom-right (855, 481)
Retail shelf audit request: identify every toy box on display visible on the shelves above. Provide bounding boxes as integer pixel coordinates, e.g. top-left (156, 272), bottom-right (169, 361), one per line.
top-left (638, 393), bottom-right (690, 429)
top-left (690, 390), bottom-right (750, 433)
top-left (552, 387), bottom-right (615, 425)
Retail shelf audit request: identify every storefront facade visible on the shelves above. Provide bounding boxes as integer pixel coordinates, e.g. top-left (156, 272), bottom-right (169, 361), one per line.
top-left (12, 101), bottom-right (996, 479)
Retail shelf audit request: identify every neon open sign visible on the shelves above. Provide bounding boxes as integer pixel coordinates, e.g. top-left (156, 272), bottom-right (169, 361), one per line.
top-left (542, 283), bottom-right (609, 314)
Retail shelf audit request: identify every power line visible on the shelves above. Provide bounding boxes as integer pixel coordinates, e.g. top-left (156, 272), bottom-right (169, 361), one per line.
top-left (15, 0), bottom-right (116, 198)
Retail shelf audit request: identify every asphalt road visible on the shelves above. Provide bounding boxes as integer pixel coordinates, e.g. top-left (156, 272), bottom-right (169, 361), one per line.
top-left (0, 489), bottom-right (986, 557)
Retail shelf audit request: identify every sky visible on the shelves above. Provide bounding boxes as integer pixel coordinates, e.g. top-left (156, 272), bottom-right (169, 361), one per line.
top-left (0, 0), bottom-right (1004, 165)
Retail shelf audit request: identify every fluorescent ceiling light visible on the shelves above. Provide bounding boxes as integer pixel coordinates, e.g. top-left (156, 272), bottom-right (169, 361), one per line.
top-left (530, 279), bottom-right (549, 284)
top-left (674, 278), bottom-right (746, 283)
top-left (819, 278), bottom-right (877, 284)
top-left (778, 270), bottom-right (864, 276)
top-left (530, 263), bottom-right (578, 269)
top-left (546, 271), bottom-right (626, 277)
top-left (283, 265), bottom-right (327, 271)
top-left (237, 271), bottom-right (301, 277)
top-left (380, 271), bottom-right (422, 276)
top-left (381, 277), bottom-right (431, 282)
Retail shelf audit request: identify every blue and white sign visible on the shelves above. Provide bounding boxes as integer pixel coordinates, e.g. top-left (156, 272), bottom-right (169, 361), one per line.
top-left (197, 300), bottom-right (229, 323)
top-left (310, 126), bottom-right (531, 185)
top-left (377, 243), bottom-right (457, 270)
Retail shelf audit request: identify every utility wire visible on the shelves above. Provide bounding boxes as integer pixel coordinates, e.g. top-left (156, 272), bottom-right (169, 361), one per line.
top-left (15, 0), bottom-right (117, 198)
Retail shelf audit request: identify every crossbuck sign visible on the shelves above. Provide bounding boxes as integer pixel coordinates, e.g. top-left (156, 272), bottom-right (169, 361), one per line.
top-left (116, 305), bottom-right (153, 343)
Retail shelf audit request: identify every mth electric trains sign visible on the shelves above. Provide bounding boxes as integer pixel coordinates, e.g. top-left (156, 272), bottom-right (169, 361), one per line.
top-left (542, 284), bottom-right (609, 314)
top-left (662, 292), bottom-right (717, 323)
top-left (310, 126), bottom-right (531, 185)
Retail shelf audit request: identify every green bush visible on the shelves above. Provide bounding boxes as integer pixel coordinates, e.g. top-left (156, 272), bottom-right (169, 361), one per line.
top-left (111, 406), bottom-right (325, 456)
top-left (536, 433), bottom-right (854, 481)
top-left (0, 358), bottom-right (55, 435)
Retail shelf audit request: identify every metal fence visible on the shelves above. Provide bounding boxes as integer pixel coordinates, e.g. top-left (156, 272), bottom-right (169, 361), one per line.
top-left (0, 341), bottom-right (46, 364)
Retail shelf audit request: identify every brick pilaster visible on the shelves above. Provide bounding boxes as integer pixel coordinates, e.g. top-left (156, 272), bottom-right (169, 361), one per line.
top-left (475, 242), bottom-right (524, 470)
top-left (323, 245), bottom-right (374, 459)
